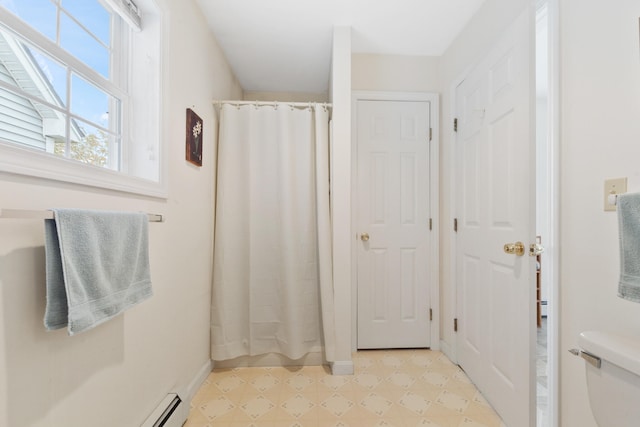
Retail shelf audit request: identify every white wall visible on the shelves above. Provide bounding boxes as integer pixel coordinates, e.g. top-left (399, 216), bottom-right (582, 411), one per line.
top-left (438, 0), bottom-right (530, 359)
top-left (330, 26), bottom-right (354, 373)
top-left (243, 90), bottom-right (329, 102)
top-left (352, 54), bottom-right (440, 92)
top-left (559, 1), bottom-right (640, 425)
top-left (0, 0), bottom-right (242, 425)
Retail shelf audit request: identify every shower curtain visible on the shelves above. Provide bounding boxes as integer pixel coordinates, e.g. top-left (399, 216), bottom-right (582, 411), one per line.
top-left (211, 102), bottom-right (335, 362)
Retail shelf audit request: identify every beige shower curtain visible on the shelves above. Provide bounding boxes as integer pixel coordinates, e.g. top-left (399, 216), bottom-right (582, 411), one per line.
top-left (211, 102), bottom-right (335, 362)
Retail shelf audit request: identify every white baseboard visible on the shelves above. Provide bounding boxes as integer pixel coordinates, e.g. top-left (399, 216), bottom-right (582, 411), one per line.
top-left (212, 351), bottom-right (325, 369)
top-left (141, 393), bottom-right (185, 427)
top-left (142, 360), bottom-right (211, 427)
top-left (440, 340), bottom-right (456, 364)
top-left (184, 359), bottom-right (213, 404)
top-left (330, 360), bottom-right (354, 376)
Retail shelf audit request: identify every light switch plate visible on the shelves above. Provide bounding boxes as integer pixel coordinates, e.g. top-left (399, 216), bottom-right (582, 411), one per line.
top-left (604, 177), bottom-right (627, 211)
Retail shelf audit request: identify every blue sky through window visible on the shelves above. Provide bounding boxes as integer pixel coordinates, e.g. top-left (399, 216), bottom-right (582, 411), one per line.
top-left (61, 0), bottom-right (110, 46)
top-left (60, 13), bottom-right (109, 77)
top-left (28, 45), bottom-right (67, 106)
top-left (0, 0), bottom-right (57, 41)
top-left (71, 74), bottom-right (112, 125)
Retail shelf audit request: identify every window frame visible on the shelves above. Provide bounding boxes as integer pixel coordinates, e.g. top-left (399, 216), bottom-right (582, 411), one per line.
top-left (0, 1), bottom-right (167, 198)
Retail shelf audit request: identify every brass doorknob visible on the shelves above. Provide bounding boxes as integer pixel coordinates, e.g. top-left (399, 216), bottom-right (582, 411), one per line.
top-left (504, 241), bottom-right (525, 256)
top-left (361, 233), bottom-right (370, 242)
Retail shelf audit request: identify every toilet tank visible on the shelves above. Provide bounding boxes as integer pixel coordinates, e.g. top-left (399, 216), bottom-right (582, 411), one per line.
top-left (578, 331), bottom-right (640, 427)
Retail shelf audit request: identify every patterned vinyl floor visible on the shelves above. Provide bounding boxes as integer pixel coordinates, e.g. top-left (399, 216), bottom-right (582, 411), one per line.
top-left (185, 349), bottom-right (505, 427)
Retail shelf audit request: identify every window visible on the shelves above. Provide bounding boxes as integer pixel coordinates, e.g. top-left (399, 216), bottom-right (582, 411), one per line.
top-left (0, 0), bottom-right (165, 197)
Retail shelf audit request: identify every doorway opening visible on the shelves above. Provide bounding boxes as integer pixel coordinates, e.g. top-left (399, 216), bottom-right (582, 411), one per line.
top-left (535, 1), bottom-right (558, 426)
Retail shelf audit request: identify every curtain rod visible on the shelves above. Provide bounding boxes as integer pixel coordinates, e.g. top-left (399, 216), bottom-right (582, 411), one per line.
top-left (0, 209), bottom-right (164, 222)
top-left (213, 100), bottom-right (332, 109)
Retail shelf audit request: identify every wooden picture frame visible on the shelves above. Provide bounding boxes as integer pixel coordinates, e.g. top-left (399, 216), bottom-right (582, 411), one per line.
top-left (186, 108), bottom-right (203, 166)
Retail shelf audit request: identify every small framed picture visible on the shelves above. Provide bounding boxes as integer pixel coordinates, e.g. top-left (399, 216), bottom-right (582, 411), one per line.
top-left (186, 108), bottom-right (203, 166)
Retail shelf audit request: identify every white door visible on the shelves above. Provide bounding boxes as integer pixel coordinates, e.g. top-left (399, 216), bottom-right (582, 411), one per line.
top-left (356, 99), bottom-right (431, 349)
top-left (455, 10), bottom-right (535, 427)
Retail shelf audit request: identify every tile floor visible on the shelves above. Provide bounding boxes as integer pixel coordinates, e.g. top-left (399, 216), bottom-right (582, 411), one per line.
top-left (536, 317), bottom-right (549, 427)
top-left (186, 349), bottom-right (505, 427)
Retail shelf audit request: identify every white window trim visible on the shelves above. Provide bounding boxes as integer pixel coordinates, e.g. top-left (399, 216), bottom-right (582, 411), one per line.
top-left (100, 0), bottom-right (142, 31)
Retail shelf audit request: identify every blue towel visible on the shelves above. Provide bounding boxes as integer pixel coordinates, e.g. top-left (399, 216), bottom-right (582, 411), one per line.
top-left (618, 193), bottom-right (640, 303)
top-left (44, 209), bottom-right (153, 335)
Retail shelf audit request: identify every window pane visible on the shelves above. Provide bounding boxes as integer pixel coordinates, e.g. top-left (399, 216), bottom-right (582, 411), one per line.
top-left (34, 101), bottom-right (67, 152)
top-left (60, 13), bottom-right (109, 77)
top-left (60, 0), bottom-right (111, 46)
top-left (70, 74), bottom-right (110, 125)
top-left (0, 86), bottom-right (66, 151)
top-left (0, 26), bottom-right (67, 106)
top-left (1, 0), bottom-right (57, 41)
top-left (69, 119), bottom-right (119, 169)
top-left (23, 44), bottom-right (68, 107)
top-left (0, 30), bottom-right (20, 89)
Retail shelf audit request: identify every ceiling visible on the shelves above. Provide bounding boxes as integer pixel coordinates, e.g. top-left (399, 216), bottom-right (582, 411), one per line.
top-left (195, 0), bottom-right (486, 94)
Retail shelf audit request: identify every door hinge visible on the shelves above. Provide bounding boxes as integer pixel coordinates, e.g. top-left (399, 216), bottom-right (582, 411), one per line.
top-left (453, 218), bottom-right (458, 233)
top-left (454, 318), bottom-right (458, 332)
top-left (429, 308), bottom-right (433, 321)
top-left (429, 127), bottom-right (433, 141)
top-left (453, 118), bottom-right (458, 132)
top-left (429, 218), bottom-right (433, 231)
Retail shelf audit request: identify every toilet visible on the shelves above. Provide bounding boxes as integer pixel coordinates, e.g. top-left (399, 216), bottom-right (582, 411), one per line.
top-left (576, 331), bottom-right (640, 427)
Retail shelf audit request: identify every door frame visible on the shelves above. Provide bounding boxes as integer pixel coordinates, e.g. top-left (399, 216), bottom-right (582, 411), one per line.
top-left (540, 1), bottom-right (560, 425)
top-left (350, 91), bottom-right (440, 352)
top-left (444, 72), bottom-right (468, 364)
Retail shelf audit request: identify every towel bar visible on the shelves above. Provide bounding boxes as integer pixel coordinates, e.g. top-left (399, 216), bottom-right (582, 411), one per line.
top-left (0, 209), bottom-right (164, 222)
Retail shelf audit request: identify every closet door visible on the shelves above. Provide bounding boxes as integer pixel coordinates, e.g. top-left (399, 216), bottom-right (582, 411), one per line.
top-left (356, 98), bottom-right (432, 349)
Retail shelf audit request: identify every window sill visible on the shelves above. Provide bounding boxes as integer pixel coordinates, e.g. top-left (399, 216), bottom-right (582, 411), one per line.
top-left (0, 142), bottom-right (167, 199)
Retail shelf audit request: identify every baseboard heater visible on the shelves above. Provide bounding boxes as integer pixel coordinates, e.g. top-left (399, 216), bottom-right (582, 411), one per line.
top-left (141, 394), bottom-right (187, 427)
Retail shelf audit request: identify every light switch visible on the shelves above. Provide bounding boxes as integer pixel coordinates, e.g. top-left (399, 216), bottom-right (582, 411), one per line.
top-left (604, 177), bottom-right (627, 211)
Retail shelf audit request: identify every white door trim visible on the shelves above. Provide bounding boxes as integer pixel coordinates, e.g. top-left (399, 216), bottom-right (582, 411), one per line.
top-left (443, 71), bottom-right (470, 364)
top-left (543, 0), bottom-right (560, 425)
top-left (351, 91), bottom-right (440, 352)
